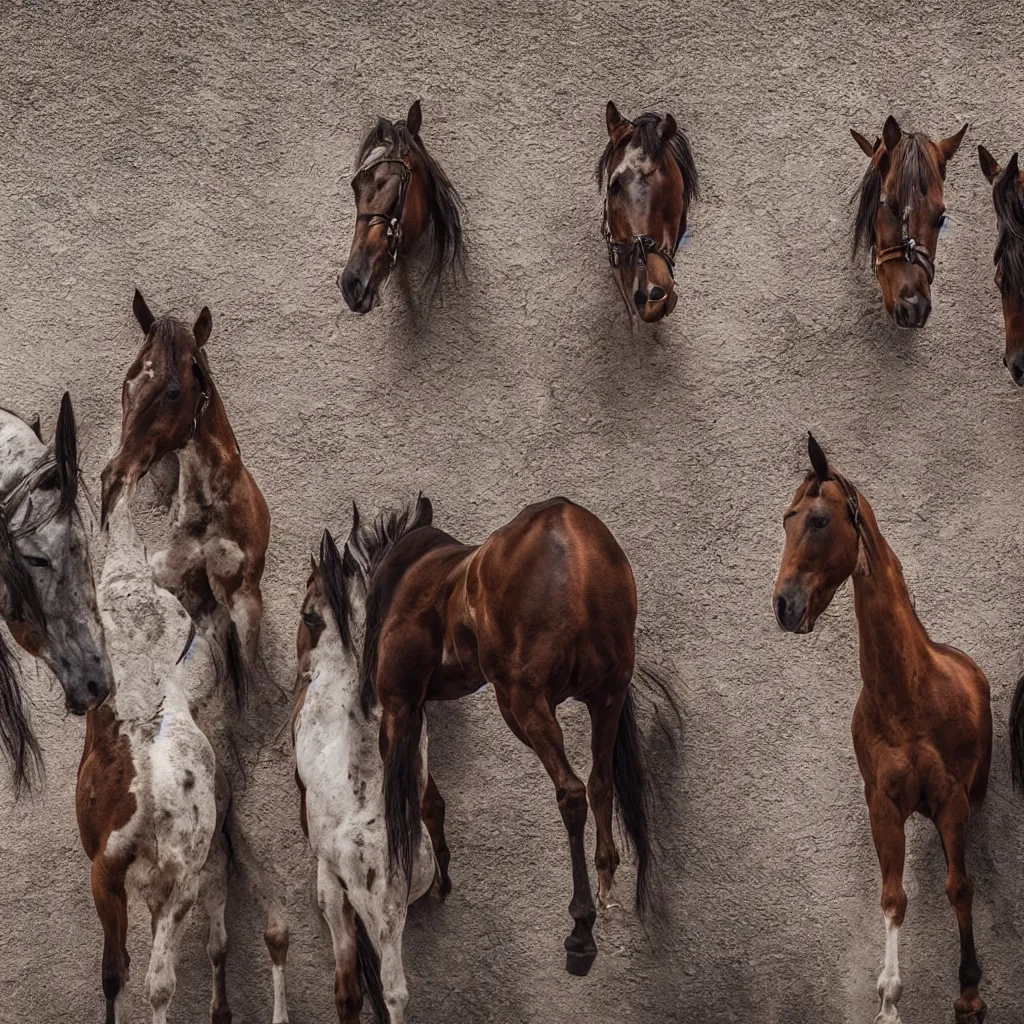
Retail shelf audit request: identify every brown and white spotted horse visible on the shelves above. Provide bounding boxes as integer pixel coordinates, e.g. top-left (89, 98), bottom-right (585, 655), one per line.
top-left (101, 290), bottom-right (270, 703)
top-left (851, 116), bottom-right (967, 328)
top-left (774, 436), bottom-right (991, 1024)
top-left (597, 102), bottom-right (699, 323)
top-left (362, 495), bottom-right (679, 976)
top-left (338, 100), bottom-right (464, 313)
top-left (1, 392), bottom-right (113, 791)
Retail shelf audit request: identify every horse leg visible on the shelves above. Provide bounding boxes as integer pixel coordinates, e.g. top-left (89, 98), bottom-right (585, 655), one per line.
top-left (509, 690), bottom-right (597, 976)
top-left (374, 898), bottom-right (413, 1024)
top-left (145, 886), bottom-right (196, 1024)
top-left (200, 832), bottom-right (231, 1024)
top-left (317, 861), bottom-right (362, 1023)
top-left (91, 857), bottom-right (131, 1024)
top-left (935, 790), bottom-right (986, 1023)
top-left (867, 788), bottom-right (907, 1024)
top-left (421, 773), bottom-right (451, 896)
top-left (586, 690), bottom-right (627, 911)
top-left (264, 904), bottom-right (290, 1024)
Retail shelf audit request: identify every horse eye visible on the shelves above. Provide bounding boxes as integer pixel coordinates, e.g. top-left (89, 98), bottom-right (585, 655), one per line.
top-left (810, 515), bottom-right (829, 530)
top-left (166, 383), bottom-right (182, 401)
top-left (303, 610), bottom-right (323, 628)
top-left (608, 179), bottom-right (621, 194)
top-left (25, 555), bottom-right (50, 569)
top-left (938, 212), bottom-right (949, 233)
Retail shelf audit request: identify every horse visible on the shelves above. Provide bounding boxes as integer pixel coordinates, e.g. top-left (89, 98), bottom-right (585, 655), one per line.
top-left (78, 502), bottom-right (223, 1023)
top-left (361, 494), bottom-right (677, 976)
top-left (597, 102), bottom-right (699, 323)
top-left (0, 391), bottom-right (113, 792)
top-left (977, 145), bottom-right (1024, 383)
top-left (338, 100), bottom-right (464, 314)
top-left (101, 290), bottom-right (270, 704)
top-left (292, 514), bottom-right (446, 1023)
top-left (773, 435), bottom-right (991, 1024)
top-left (851, 115), bottom-right (968, 328)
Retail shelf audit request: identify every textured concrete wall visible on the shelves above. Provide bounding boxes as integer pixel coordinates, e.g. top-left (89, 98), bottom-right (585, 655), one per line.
top-left (2, 1), bottom-right (1024, 1021)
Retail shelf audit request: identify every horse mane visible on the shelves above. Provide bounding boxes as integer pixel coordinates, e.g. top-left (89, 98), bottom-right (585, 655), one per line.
top-left (596, 112), bottom-right (700, 219)
top-left (993, 164), bottom-right (1024, 298)
top-left (357, 496), bottom-right (434, 717)
top-left (853, 132), bottom-right (941, 258)
top-left (355, 116), bottom-right (465, 288)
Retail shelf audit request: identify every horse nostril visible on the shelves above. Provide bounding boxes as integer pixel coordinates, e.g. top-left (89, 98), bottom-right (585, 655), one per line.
top-left (648, 286), bottom-right (666, 301)
top-left (87, 680), bottom-right (100, 699)
top-left (775, 595), bottom-right (787, 625)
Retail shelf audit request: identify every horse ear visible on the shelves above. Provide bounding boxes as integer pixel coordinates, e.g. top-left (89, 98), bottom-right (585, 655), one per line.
top-left (27, 414), bottom-right (41, 440)
top-left (938, 123), bottom-right (968, 164)
top-left (53, 391), bottom-right (79, 515)
top-left (406, 100), bottom-right (422, 136)
top-left (414, 493), bottom-right (433, 527)
top-left (659, 113), bottom-right (678, 146)
top-left (807, 433), bottom-right (830, 484)
top-left (309, 554), bottom-right (318, 575)
top-left (851, 129), bottom-right (878, 158)
top-left (193, 307), bottom-right (212, 348)
top-left (978, 145), bottom-right (1002, 184)
top-left (606, 101), bottom-right (630, 143)
top-left (133, 289), bottom-right (154, 334)
top-left (882, 115), bottom-right (902, 153)
top-left (1007, 152), bottom-right (1021, 182)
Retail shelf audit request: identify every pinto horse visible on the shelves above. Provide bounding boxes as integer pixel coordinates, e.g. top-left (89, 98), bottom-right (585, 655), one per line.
top-left (101, 290), bottom-right (270, 703)
top-left (597, 102), bottom-right (699, 323)
top-left (0, 392), bottom-right (113, 791)
top-left (363, 495), bottom-right (676, 976)
top-left (338, 100), bottom-right (464, 313)
top-left (977, 145), bottom-right (1024, 383)
top-left (292, 515), bottom-right (445, 1023)
top-left (773, 436), bottom-right (991, 1024)
top-left (851, 115), bottom-right (967, 328)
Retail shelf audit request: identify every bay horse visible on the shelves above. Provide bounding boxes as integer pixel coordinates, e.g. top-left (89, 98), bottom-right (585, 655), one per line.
top-left (338, 100), bottom-right (464, 313)
top-left (597, 102), bottom-right (699, 323)
top-left (977, 145), bottom-right (1024, 382)
top-left (0, 392), bottom-right (113, 792)
top-left (773, 435), bottom-right (991, 1024)
top-left (79, 503), bottom-right (222, 1023)
top-left (101, 290), bottom-right (270, 704)
top-left (363, 495), bottom-right (677, 976)
top-left (851, 115), bottom-right (967, 328)
top-left (292, 514), bottom-right (445, 1023)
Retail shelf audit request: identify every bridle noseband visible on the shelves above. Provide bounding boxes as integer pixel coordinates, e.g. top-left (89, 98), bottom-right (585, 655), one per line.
top-left (874, 204), bottom-right (935, 284)
top-left (353, 156), bottom-right (412, 266)
top-left (604, 231), bottom-right (678, 279)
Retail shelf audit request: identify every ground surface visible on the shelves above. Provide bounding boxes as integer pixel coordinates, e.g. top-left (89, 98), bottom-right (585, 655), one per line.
top-left (2, 2), bottom-right (1024, 1022)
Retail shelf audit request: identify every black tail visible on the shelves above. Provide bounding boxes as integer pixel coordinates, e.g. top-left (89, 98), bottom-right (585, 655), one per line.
top-left (383, 708), bottom-right (423, 888)
top-left (613, 663), bottom-right (682, 917)
top-left (354, 910), bottom-right (388, 1023)
top-left (1011, 672), bottom-right (1024, 794)
top-left (224, 618), bottom-right (249, 709)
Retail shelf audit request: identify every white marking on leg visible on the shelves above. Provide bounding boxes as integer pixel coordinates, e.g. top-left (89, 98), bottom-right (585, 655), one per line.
top-left (875, 914), bottom-right (902, 1024)
top-left (271, 963), bottom-right (289, 1023)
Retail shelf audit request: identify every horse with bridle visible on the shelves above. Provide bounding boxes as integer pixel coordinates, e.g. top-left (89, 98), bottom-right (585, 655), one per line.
top-left (292, 510), bottom-right (447, 1022)
top-left (773, 435), bottom-right (991, 1024)
top-left (851, 115), bottom-right (967, 328)
top-left (977, 144), bottom-right (1024, 383)
top-left (362, 494), bottom-right (678, 976)
top-left (338, 100), bottom-right (464, 313)
top-left (597, 102), bottom-right (699, 323)
top-left (0, 391), bottom-right (113, 792)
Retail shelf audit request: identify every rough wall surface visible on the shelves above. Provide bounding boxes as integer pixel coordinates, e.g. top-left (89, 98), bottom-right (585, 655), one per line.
top-left (2, 2), bottom-right (1023, 1021)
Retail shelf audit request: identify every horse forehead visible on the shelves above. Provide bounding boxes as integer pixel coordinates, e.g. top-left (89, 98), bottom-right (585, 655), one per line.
top-left (611, 143), bottom-right (656, 183)
top-left (356, 145), bottom-right (388, 174)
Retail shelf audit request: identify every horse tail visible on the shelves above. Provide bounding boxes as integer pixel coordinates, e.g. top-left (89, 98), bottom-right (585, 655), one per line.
top-left (383, 707), bottom-right (423, 888)
top-left (224, 618), bottom-right (249, 709)
top-left (1010, 672), bottom-right (1024, 795)
top-left (0, 630), bottom-right (43, 795)
top-left (354, 910), bottom-right (388, 1023)
top-left (613, 662), bottom-right (682, 917)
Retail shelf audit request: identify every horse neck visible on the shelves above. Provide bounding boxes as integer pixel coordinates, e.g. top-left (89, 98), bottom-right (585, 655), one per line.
top-left (176, 386), bottom-right (241, 486)
top-left (850, 499), bottom-right (931, 698)
top-left (307, 632), bottom-right (367, 724)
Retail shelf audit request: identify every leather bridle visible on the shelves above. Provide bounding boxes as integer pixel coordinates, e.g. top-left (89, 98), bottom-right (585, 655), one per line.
top-left (353, 155), bottom-right (412, 266)
top-left (186, 357), bottom-right (210, 443)
top-left (604, 231), bottom-right (677, 279)
top-left (874, 204), bottom-right (935, 284)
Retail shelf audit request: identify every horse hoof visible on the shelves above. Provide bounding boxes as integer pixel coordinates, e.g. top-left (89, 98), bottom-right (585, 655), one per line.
top-left (954, 1000), bottom-right (987, 1024)
top-left (565, 948), bottom-right (597, 977)
top-left (440, 875), bottom-right (452, 898)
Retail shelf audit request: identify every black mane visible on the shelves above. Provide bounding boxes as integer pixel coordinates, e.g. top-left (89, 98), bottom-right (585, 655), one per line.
top-left (853, 133), bottom-right (941, 258)
top-left (355, 117), bottom-right (465, 290)
top-left (357, 495), bottom-right (434, 717)
top-left (596, 112), bottom-right (700, 223)
top-left (319, 529), bottom-right (357, 653)
top-left (993, 162), bottom-right (1024, 298)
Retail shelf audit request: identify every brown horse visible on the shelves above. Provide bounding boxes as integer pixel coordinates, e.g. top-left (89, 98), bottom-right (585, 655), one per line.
top-left (338, 100), bottom-right (464, 313)
top-left (852, 116), bottom-right (967, 328)
top-left (977, 145), bottom-right (1024, 382)
top-left (361, 495), bottom-right (677, 976)
top-left (101, 290), bottom-right (270, 702)
top-left (773, 435), bottom-right (991, 1024)
top-left (597, 102), bottom-right (699, 323)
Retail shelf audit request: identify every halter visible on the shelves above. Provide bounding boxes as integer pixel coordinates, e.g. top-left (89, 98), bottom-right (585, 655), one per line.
top-left (874, 204), bottom-right (935, 284)
top-left (604, 231), bottom-right (678, 278)
top-left (353, 155), bottom-right (412, 266)
top-left (832, 472), bottom-right (872, 571)
top-left (186, 357), bottom-right (210, 442)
